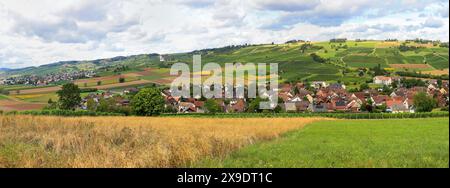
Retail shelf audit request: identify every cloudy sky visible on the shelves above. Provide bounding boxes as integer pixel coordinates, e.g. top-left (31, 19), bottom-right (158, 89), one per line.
top-left (0, 0), bottom-right (448, 68)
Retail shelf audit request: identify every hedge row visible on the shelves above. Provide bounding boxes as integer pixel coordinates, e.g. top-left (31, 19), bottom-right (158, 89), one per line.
top-left (3, 110), bottom-right (124, 117)
top-left (1, 110), bottom-right (448, 119)
top-left (160, 112), bottom-right (449, 119)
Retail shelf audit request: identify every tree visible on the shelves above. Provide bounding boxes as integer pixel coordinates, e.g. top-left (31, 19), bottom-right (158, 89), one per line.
top-left (310, 53), bottom-right (326, 63)
top-left (293, 86), bottom-right (300, 95)
top-left (247, 97), bottom-right (267, 113)
top-left (359, 83), bottom-right (369, 91)
top-left (119, 77), bottom-right (125, 83)
top-left (97, 98), bottom-right (116, 112)
top-left (414, 92), bottom-right (436, 112)
top-left (97, 81), bottom-right (102, 86)
top-left (437, 79), bottom-right (442, 88)
top-left (131, 88), bottom-right (165, 116)
top-left (382, 85), bottom-right (393, 94)
top-left (57, 83), bottom-right (81, 110)
top-left (0, 88), bottom-right (9, 95)
top-left (86, 98), bottom-right (97, 111)
top-left (45, 98), bottom-right (58, 110)
top-left (204, 99), bottom-right (221, 114)
top-left (358, 70), bottom-right (365, 77)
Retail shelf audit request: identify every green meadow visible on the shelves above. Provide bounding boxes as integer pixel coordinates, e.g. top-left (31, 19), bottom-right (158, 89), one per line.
top-left (197, 118), bottom-right (449, 168)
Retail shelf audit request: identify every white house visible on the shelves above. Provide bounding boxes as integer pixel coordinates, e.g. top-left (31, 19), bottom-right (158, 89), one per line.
top-left (311, 81), bottom-right (328, 89)
top-left (373, 76), bottom-right (392, 85)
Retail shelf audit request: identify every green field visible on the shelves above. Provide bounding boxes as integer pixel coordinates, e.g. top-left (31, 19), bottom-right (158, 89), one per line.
top-left (11, 92), bottom-right (58, 103)
top-left (343, 55), bottom-right (387, 68)
top-left (425, 54), bottom-right (449, 70)
top-left (197, 118), bottom-right (449, 168)
top-left (0, 94), bottom-right (9, 100)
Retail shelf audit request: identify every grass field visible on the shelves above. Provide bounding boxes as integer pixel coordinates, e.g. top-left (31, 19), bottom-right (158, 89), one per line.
top-left (0, 115), bottom-right (323, 167)
top-left (197, 118), bottom-right (449, 168)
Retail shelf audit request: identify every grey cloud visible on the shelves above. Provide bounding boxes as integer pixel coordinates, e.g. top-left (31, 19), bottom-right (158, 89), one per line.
top-left (255, 0), bottom-right (320, 12)
top-left (422, 17), bottom-right (444, 28)
top-left (371, 24), bottom-right (399, 32)
top-left (178, 0), bottom-right (215, 8)
top-left (348, 25), bottom-right (370, 33)
top-left (61, 1), bottom-right (110, 22)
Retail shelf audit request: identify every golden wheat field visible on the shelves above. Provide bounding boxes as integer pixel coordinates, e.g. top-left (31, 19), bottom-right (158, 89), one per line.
top-left (0, 115), bottom-right (325, 168)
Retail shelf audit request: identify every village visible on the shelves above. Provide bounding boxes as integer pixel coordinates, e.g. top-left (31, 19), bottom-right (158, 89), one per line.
top-left (0, 70), bottom-right (96, 86)
top-left (79, 75), bottom-right (449, 114)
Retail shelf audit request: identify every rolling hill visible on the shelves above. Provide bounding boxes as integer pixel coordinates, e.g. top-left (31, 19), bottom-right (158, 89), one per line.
top-left (1, 40), bottom-right (448, 84)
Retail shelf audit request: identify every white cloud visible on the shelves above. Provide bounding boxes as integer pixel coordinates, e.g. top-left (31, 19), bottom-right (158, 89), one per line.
top-left (0, 0), bottom-right (448, 69)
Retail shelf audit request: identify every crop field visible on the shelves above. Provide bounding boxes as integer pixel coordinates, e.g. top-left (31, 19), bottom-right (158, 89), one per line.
top-left (389, 64), bottom-right (434, 71)
top-left (0, 99), bottom-right (45, 111)
top-left (8, 86), bottom-right (62, 95)
top-left (404, 55), bottom-right (425, 64)
top-left (343, 55), bottom-right (387, 68)
top-left (0, 115), bottom-right (324, 167)
top-left (8, 79), bottom-right (154, 95)
top-left (425, 54), bottom-right (449, 70)
top-left (75, 75), bottom-right (139, 87)
top-left (128, 68), bottom-right (176, 85)
top-left (197, 118), bottom-right (449, 168)
top-left (10, 92), bottom-right (58, 103)
top-left (423, 69), bottom-right (449, 76)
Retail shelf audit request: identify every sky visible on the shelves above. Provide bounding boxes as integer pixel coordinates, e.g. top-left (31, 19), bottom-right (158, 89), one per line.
top-left (0, 0), bottom-right (449, 69)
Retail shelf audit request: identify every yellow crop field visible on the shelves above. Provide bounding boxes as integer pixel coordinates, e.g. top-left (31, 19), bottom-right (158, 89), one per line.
top-left (0, 115), bottom-right (325, 168)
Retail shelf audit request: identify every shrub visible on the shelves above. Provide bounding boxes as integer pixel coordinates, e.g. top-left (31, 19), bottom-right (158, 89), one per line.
top-left (16, 110), bottom-right (124, 117)
top-left (80, 88), bottom-right (98, 93)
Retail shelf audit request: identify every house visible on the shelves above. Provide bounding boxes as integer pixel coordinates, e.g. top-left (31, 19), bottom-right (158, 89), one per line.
top-left (284, 102), bottom-right (297, 112)
top-left (295, 101), bottom-right (310, 112)
top-left (279, 92), bottom-right (293, 102)
top-left (228, 99), bottom-right (246, 112)
top-left (280, 83), bottom-right (292, 93)
top-left (403, 98), bottom-right (415, 113)
top-left (351, 92), bottom-right (366, 103)
top-left (178, 102), bottom-right (197, 113)
top-left (309, 103), bottom-right (333, 112)
top-left (386, 97), bottom-right (408, 113)
top-left (329, 83), bottom-right (346, 90)
top-left (333, 99), bottom-right (347, 111)
top-left (346, 99), bottom-right (362, 112)
top-left (311, 81), bottom-right (328, 89)
top-left (373, 76), bottom-right (392, 85)
top-left (370, 95), bottom-right (389, 106)
top-left (390, 88), bottom-right (408, 97)
top-left (194, 101), bottom-right (205, 113)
